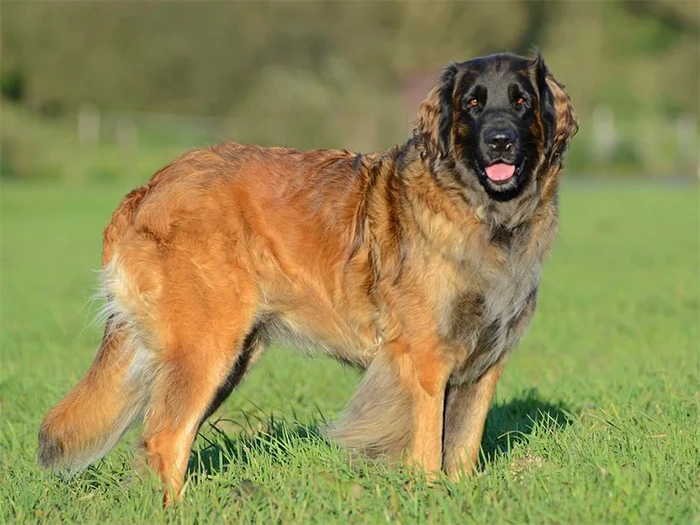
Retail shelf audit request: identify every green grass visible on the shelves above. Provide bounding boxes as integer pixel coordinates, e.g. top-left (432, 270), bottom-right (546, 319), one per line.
top-left (1, 180), bottom-right (699, 523)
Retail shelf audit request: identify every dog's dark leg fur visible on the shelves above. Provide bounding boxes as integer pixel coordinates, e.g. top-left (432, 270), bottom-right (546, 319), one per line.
top-left (442, 357), bottom-right (505, 478)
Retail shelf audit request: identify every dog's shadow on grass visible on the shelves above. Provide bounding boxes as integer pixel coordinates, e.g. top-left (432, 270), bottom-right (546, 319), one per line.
top-left (480, 388), bottom-right (573, 465)
top-left (187, 388), bottom-right (573, 481)
top-left (187, 414), bottom-right (325, 483)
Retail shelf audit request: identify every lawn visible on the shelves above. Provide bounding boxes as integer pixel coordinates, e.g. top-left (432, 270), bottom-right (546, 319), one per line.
top-left (1, 179), bottom-right (698, 524)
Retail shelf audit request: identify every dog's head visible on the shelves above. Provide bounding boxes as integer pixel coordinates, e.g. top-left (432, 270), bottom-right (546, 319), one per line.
top-left (416, 53), bottom-right (578, 201)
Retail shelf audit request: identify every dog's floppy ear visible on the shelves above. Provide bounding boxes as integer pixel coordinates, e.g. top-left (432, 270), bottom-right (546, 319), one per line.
top-left (415, 64), bottom-right (458, 159)
top-left (533, 54), bottom-right (579, 160)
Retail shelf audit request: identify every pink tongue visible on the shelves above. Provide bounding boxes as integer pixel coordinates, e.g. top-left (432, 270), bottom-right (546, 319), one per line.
top-left (485, 163), bottom-right (515, 182)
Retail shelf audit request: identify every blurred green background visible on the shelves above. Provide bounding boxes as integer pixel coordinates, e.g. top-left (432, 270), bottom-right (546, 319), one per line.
top-left (2, 4), bottom-right (699, 522)
top-left (2, 0), bottom-right (699, 184)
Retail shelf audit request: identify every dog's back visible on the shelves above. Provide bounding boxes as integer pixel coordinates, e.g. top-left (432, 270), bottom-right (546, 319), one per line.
top-left (37, 142), bottom-right (390, 499)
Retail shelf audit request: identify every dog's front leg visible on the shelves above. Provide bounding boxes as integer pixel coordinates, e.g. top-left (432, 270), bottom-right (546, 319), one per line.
top-left (442, 356), bottom-right (506, 479)
top-left (396, 339), bottom-right (454, 476)
top-left (408, 376), bottom-right (446, 474)
top-left (327, 336), bottom-right (453, 476)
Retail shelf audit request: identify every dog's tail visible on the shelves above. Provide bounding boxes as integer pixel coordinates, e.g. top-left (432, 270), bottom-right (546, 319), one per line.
top-left (326, 353), bottom-right (413, 460)
top-left (38, 320), bottom-right (153, 474)
top-left (38, 181), bottom-right (160, 474)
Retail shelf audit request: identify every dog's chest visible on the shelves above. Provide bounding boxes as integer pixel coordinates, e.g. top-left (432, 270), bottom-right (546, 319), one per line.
top-left (446, 241), bottom-right (542, 386)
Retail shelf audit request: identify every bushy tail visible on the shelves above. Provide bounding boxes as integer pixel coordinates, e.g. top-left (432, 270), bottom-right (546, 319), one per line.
top-left (37, 319), bottom-right (152, 475)
top-left (38, 177), bottom-right (160, 474)
top-left (326, 354), bottom-right (413, 460)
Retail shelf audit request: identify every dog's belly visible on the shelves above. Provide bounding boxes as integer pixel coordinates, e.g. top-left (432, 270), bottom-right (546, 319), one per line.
top-left (260, 307), bottom-right (381, 370)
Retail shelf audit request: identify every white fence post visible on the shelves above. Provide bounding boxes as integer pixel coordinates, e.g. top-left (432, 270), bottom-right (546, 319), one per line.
top-left (115, 118), bottom-right (137, 149)
top-left (78, 103), bottom-right (100, 145)
top-left (591, 106), bottom-right (617, 163)
top-left (675, 113), bottom-right (698, 178)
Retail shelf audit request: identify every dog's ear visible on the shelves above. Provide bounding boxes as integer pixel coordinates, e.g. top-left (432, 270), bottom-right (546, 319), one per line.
top-left (415, 64), bottom-right (457, 159)
top-left (533, 54), bottom-right (579, 160)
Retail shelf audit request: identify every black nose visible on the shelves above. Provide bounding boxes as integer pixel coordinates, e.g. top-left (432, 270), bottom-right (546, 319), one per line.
top-left (485, 129), bottom-right (516, 153)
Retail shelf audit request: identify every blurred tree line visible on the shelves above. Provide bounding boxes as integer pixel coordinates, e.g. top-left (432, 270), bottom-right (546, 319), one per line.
top-left (2, 0), bottom-right (699, 179)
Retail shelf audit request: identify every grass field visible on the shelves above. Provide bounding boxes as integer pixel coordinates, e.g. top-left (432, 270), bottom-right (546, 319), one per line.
top-left (1, 180), bottom-right (698, 524)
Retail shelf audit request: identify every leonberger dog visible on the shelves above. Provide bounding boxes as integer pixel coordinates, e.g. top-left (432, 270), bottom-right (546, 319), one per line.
top-left (39, 52), bottom-right (578, 501)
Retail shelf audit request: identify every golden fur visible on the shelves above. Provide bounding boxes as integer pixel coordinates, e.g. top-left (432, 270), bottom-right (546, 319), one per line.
top-left (39, 53), bottom-right (577, 502)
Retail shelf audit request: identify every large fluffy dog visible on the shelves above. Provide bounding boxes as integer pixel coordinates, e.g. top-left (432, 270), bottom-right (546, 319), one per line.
top-left (39, 52), bottom-right (577, 501)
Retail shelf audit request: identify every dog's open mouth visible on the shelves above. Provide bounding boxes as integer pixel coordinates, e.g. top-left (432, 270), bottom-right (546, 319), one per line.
top-left (484, 162), bottom-right (516, 183)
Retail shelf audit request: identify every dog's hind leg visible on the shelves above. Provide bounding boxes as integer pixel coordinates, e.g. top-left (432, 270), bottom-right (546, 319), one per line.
top-left (138, 279), bottom-right (264, 504)
top-left (141, 323), bottom-right (264, 503)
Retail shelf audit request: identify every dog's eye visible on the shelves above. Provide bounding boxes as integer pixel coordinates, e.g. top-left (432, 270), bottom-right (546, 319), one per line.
top-left (466, 98), bottom-right (479, 109)
top-left (516, 97), bottom-right (527, 108)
